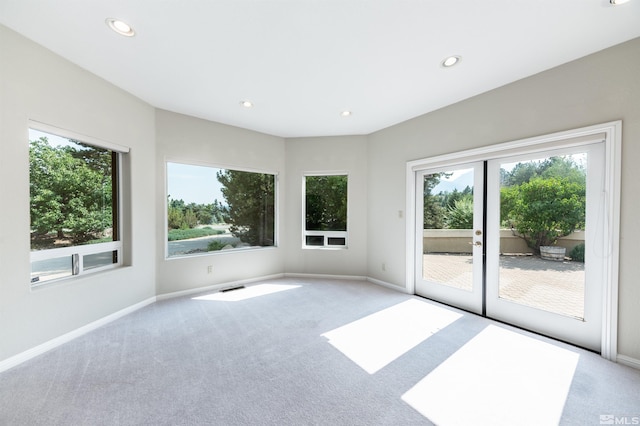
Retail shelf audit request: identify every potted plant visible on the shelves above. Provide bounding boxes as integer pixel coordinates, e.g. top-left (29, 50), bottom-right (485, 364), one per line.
top-left (501, 176), bottom-right (585, 261)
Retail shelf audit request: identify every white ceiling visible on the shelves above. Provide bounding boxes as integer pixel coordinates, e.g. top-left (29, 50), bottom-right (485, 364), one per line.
top-left (1, 0), bottom-right (639, 138)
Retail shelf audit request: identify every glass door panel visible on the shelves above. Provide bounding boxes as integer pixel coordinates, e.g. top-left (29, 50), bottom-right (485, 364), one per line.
top-left (497, 153), bottom-right (587, 319)
top-left (415, 162), bottom-right (484, 314)
top-left (486, 143), bottom-right (604, 351)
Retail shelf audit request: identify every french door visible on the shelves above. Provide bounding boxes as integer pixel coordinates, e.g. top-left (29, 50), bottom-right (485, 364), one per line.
top-left (414, 142), bottom-right (606, 351)
top-left (415, 162), bottom-right (485, 314)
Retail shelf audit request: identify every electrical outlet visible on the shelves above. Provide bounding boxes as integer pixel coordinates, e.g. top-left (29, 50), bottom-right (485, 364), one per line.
top-left (207, 265), bottom-right (213, 274)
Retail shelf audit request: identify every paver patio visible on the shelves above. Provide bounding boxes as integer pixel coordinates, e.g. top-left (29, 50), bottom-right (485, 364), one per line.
top-left (423, 253), bottom-right (585, 319)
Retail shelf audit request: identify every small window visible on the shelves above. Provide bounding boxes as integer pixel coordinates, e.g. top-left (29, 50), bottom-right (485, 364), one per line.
top-left (166, 162), bottom-right (277, 258)
top-left (305, 235), bottom-right (325, 246)
top-left (304, 174), bottom-right (348, 248)
top-left (29, 127), bottom-right (124, 286)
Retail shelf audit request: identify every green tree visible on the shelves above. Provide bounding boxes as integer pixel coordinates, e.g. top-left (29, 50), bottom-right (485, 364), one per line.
top-left (502, 156), bottom-right (585, 187)
top-left (502, 177), bottom-right (585, 253)
top-left (217, 170), bottom-right (275, 246)
top-left (167, 197), bottom-right (228, 230)
top-left (30, 137), bottom-right (112, 241)
top-left (183, 208), bottom-right (198, 229)
top-left (167, 205), bottom-right (184, 229)
top-left (500, 155), bottom-right (587, 253)
top-left (502, 162), bottom-right (540, 186)
top-left (539, 157), bottom-right (585, 184)
top-left (423, 173), bottom-right (447, 229)
top-left (167, 197), bottom-right (184, 229)
top-left (210, 199), bottom-right (226, 223)
top-left (440, 186), bottom-right (473, 211)
top-left (305, 175), bottom-right (348, 231)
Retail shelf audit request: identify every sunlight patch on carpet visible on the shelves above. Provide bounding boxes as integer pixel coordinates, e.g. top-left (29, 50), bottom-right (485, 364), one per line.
top-left (401, 325), bottom-right (579, 426)
top-left (193, 284), bottom-right (301, 302)
top-left (322, 299), bottom-right (462, 374)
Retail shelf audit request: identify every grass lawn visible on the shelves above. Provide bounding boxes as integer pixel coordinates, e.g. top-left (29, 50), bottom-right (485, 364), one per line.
top-left (168, 227), bottom-right (225, 241)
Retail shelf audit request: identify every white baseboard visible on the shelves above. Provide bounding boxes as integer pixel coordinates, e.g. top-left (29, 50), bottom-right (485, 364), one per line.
top-left (0, 274), bottom-right (411, 374)
top-left (0, 296), bottom-right (156, 374)
top-left (617, 354), bottom-right (640, 370)
top-left (284, 272), bottom-right (367, 281)
top-left (156, 273), bottom-right (286, 301)
top-left (283, 273), bottom-right (409, 294)
top-left (367, 277), bottom-right (411, 294)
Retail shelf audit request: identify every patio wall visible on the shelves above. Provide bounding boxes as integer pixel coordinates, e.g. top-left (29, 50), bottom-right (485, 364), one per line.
top-left (423, 229), bottom-right (585, 254)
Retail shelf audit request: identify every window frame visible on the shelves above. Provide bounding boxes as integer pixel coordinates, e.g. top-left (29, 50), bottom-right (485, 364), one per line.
top-left (28, 121), bottom-right (128, 287)
top-left (302, 172), bottom-right (349, 249)
top-left (165, 159), bottom-right (279, 259)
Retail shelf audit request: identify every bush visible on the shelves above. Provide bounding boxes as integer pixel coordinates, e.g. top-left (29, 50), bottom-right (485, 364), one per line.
top-left (446, 198), bottom-right (474, 229)
top-left (207, 240), bottom-right (228, 251)
top-left (501, 177), bottom-right (585, 254)
top-left (570, 243), bottom-right (585, 262)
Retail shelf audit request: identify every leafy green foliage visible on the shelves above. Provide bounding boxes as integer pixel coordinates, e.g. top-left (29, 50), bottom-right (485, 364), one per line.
top-left (167, 198), bottom-right (226, 230)
top-left (29, 137), bottom-right (113, 243)
top-left (501, 161), bottom-right (540, 187)
top-left (305, 175), bottom-right (348, 231)
top-left (501, 156), bottom-right (585, 187)
top-left (423, 173), bottom-right (446, 229)
top-left (207, 240), bottom-right (227, 251)
top-left (502, 177), bottom-right (585, 253)
top-left (423, 171), bottom-right (473, 230)
top-left (446, 197), bottom-right (474, 229)
top-left (217, 170), bottom-right (275, 246)
top-left (501, 155), bottom-right (586, 254)
top-left (570, 243), bottom-right (585, 262)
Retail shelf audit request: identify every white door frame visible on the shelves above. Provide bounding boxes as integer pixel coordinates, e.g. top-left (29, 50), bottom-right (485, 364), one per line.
top-left (405, 121), bottom-right (621, 360)
top-left (486, 142), bottom-right (604, 351)
top-left (414, 162), bottom-right (485, 314)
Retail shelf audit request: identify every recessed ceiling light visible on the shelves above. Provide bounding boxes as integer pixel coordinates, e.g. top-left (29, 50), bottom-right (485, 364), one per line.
top-left (341, 111), bottom-right (352, 117)
top-left (441, 55), bottom-right (461, 68)
top-left (610, 0), bottom-right (630, 4)
top-left (105, 18), bottom-right (135, 37)
top-left (241, 100), bottom-right (253, 108)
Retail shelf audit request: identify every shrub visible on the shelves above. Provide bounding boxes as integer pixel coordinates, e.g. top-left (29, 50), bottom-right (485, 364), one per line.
top-left (570, 243), bottom-right (585, 262)
top-left (207, 240), bottom-right (228, 251)
top-left (502, 177), bottom-right (585, 254)
top-left (445, 197), bottom-right (474, 229)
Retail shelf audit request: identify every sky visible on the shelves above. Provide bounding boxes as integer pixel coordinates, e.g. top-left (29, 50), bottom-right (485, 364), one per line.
top-left (166, 162), bottom-right (225, 205)
top-left (29, 128), bottom-right (77, 149)
top-left (432, 168), bottom-right (474, 193)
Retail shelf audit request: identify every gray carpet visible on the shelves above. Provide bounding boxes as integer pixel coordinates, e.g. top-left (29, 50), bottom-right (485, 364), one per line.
top-left (0, 278), bottom-right (638, 425)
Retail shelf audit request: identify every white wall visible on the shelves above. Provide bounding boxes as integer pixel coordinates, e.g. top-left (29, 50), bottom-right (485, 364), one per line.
top-left (0, 26), bottom-right (157, 362)
top-left (155, 110), bottom-right (286, 296)
top-left (284, 136), bottom-right (368, 276)
top-left (366, 37), bottom-right (640, 360)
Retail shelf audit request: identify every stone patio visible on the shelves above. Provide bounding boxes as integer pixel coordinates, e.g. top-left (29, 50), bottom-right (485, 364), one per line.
top-left (423, 253), bottom-right (585, 319)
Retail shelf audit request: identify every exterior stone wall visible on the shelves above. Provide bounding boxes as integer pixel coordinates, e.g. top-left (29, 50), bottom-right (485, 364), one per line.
top-left (423, 229), bottom-right (585, 254)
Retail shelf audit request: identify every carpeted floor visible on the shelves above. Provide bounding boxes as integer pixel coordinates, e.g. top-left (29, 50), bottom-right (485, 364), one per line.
top-left (0, 277), bottom-right (638, 425)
